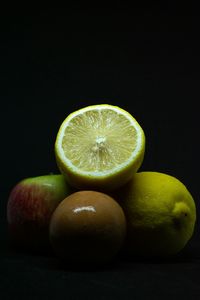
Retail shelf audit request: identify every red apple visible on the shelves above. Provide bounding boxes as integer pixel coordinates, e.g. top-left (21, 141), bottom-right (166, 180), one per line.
top-left (7, 174), bottom-right (71, 252)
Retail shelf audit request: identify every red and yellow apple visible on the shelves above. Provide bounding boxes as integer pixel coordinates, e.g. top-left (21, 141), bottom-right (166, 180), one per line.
top-left (7, 174), bottom-right (71, 252)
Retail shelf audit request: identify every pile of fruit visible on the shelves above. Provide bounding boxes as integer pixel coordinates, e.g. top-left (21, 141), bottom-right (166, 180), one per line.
top-left (7, 104), bottom-right (196, 266)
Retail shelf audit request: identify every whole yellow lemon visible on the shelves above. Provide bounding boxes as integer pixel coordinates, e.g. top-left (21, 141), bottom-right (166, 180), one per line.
top-left (117, 172), bottom-right (196, 258)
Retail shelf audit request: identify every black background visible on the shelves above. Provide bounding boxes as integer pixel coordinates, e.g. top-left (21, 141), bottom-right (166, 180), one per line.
top-left (1, 3), bottom-right (200, 299)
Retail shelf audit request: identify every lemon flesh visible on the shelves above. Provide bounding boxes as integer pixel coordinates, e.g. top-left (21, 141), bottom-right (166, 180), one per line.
top-left (118, 172), bottom-right (196, 257)
top-left (55, 104), bottom-right (145, 191)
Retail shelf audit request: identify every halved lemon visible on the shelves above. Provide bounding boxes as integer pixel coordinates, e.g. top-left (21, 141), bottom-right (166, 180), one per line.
top-left (55, 104), bottom-right (145, 191)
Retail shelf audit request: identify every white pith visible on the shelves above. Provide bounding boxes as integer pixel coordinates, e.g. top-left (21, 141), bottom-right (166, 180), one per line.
top-left (56, 105), bottom-right (144, 177)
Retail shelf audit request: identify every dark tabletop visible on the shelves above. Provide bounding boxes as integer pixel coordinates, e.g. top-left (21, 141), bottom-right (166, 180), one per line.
top-left (1, 3), bottom-right (200, 299)
top-left (1, 219), bottom-right (200, 299)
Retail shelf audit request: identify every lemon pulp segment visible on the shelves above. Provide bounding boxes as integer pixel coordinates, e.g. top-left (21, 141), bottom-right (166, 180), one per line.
top-left (60, 106), bottom-right (141, 174)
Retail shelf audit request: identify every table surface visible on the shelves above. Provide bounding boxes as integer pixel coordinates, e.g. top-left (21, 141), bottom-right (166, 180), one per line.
top-left (1, 220), bottom-right (200, 300)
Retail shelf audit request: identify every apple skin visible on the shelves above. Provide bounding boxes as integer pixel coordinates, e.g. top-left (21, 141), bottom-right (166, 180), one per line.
top-left (7, 174), bottom-right (71, 252)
